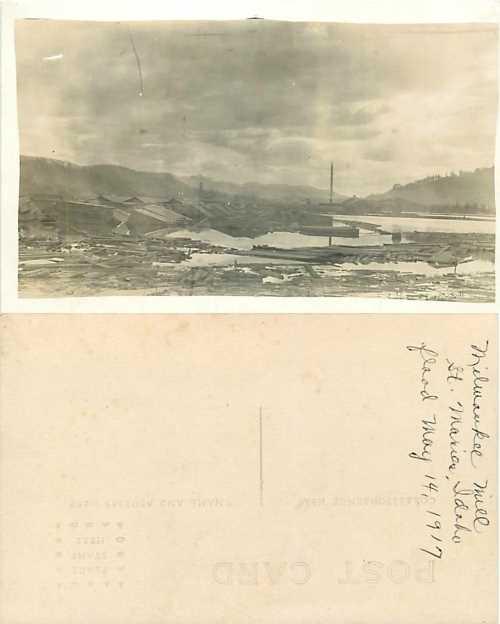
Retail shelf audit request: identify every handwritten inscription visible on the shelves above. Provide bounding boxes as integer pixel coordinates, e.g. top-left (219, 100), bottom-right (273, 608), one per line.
top-left (472, 480), bottom-right (490, 532)
top-left (407, 337), bottom-right (493, 562)
top-left (447, 401), bottom-right (463, 472)
top-left (409, 415), bottom-right (437, 462)
top-left (469, 342), bottom-right (490, 468)
top-left (406, 344), bottom-right (439, 402)
top-left (452, 481), bottom-right (473, 544)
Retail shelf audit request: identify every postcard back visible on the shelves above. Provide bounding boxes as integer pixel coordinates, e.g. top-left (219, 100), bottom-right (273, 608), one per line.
top-left (0, 314), bottom-right (496, 623)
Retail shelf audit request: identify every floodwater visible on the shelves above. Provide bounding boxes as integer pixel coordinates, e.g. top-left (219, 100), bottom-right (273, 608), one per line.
top-left (182, 252), bottom-right (494, 276)
top-left (167, 227), bottom-right (393, 250)
top-left (182, 253), bottom-right (304, 267)
top-left (18, 215), bottom-right (495, 302)
top-left (167, 220), bottom-right (494, 279)
top-left (321, 258), bottom-right (494, 276)
top-left (335, 214), bottom-right (495, 234)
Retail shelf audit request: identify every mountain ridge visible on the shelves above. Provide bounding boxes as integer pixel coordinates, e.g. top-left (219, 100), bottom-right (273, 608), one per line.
top-left (19, 155), bottom-right (495, 213)
top-left (20, 155), bottom-right (339, 204)
top-left (368, 167), bottom-right (495, 212)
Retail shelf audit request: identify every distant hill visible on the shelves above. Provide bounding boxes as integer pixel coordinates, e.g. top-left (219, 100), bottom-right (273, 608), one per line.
top-left (20, 156), bottom-right (196, 201)
top-left (338, 195), bottom-right (424, 215)
top-left (181, 174), bottom-right (344, 203)
top-left (367, 167), bottom-right (495, 213)
top-left (20, 156), bottom-right (338, 205)
top-left (20, 156), bottom-right (495, 216)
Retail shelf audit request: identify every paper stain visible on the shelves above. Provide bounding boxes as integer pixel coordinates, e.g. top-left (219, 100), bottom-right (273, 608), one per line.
top-left (127, 27), bottom-right (144, 97)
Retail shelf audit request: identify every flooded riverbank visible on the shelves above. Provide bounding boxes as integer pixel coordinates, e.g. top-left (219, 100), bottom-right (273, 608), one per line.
top-left (335, 214), bottom-right (495, 235)
top-left (165, 227), bottom-right (393, 250)
top-left (18, 212), bottom-right (495, 302)
top-left (19, 258), bottom-right (495, 302)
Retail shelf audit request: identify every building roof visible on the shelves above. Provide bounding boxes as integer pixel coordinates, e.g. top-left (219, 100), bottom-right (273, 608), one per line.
top-left (122, 196), bottom-right (146, 204)
top-left (113, 208), bottom-right (131, 222)
top-left (93, 194), bottom-right (132, 205)
top-left (162, 197), bottom-right (184, 206)
top-left (64, 200), bottom-right (116, 210)
top-left (132, 204), bottom-right (189, 224)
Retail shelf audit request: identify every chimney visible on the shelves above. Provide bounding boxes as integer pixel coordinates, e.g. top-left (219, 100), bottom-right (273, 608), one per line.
top-left (329, 162), bottom-right (333, 204)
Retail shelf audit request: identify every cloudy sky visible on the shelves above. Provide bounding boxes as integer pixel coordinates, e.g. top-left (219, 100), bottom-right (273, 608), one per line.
top-left (16, 20), bottom-right (497, 195)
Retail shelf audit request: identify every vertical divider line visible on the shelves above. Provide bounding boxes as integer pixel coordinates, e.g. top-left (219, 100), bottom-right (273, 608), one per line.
top-left (259, 406), bottom-right (263, 507)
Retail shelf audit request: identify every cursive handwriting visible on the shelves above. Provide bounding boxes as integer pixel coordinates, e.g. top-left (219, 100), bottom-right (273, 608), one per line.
top-left (448, 401), bottom-right (463, 472)
top-left (447, 359), bottom-right (464, 385)
top-left (419, 475), bottom-right (443, 559)
top-left (409, 415), bottom-right (437, 462)
top-left (469, 342), bottom-right (490, 468)
top-left (451, 481), bottom-right (472, 544)
top-left (472, 480), bottom-right (490, 532)
top-left (406, 343), bottom-right (439, 402)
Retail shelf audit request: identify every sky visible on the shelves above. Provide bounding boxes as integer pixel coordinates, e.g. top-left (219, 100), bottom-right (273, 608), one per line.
top-left (15, 20), bottom-right (498, 196)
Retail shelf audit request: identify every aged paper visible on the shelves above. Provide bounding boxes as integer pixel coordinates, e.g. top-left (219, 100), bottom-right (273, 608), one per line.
top-left (0, 314), bottom-right (496, 623)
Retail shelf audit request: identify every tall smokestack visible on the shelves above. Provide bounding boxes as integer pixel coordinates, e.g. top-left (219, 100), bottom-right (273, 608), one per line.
top-left (329, 162), bottom-right (333, 204)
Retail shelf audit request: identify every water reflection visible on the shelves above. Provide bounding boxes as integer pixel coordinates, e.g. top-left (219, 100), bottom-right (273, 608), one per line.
top-left (335, 214), bottom-right (495, 235)
top-left (168, 227), bottom-right (391, 250)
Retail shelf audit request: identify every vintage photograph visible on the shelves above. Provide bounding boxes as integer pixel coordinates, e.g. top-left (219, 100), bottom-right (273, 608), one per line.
top-left (15, 20), bottom-right (497, 300)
